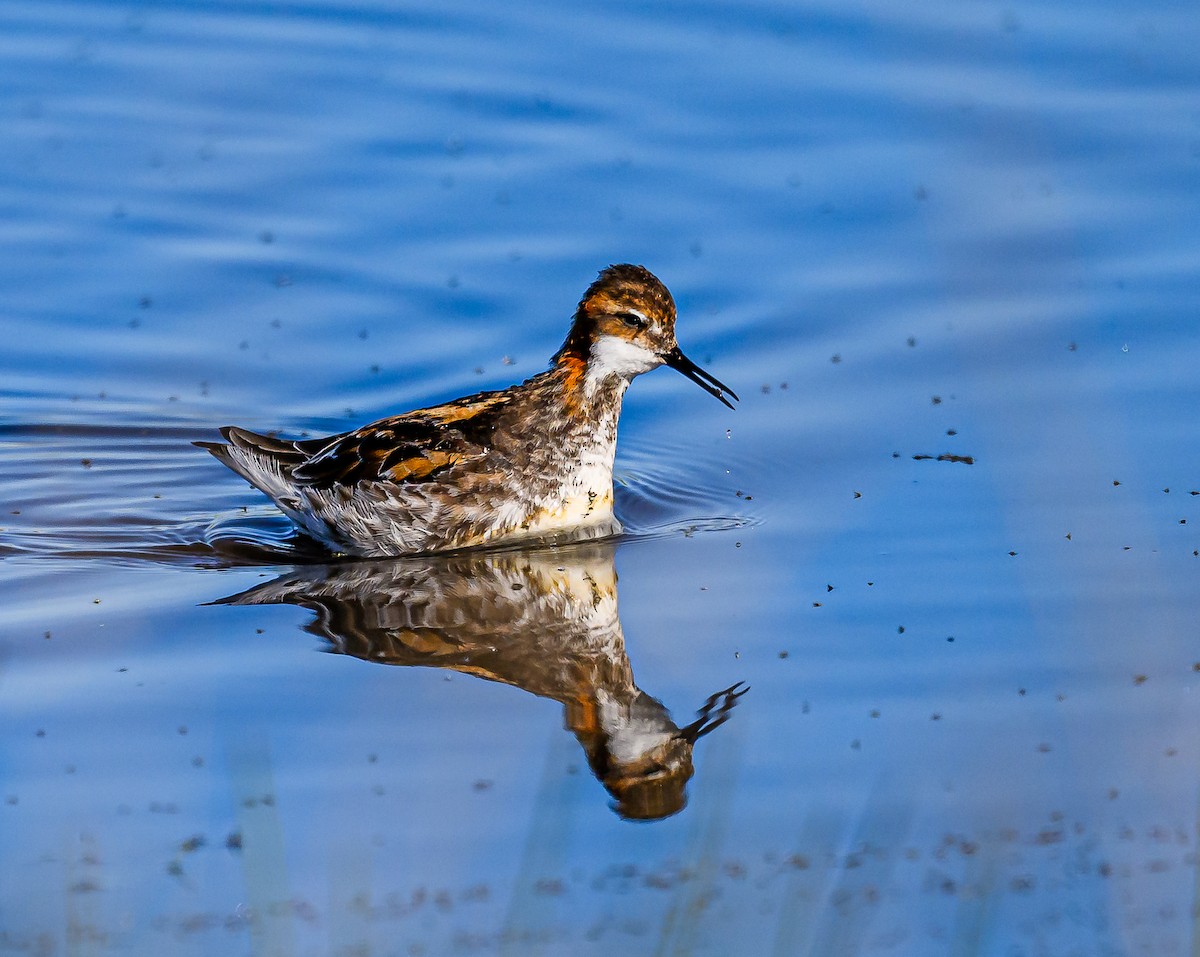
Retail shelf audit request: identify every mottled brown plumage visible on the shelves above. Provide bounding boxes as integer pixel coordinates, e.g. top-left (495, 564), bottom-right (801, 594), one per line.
top-left (196, 264), bottom-right (737, 556)
top-left (217, 542), bottom-right (747, 819)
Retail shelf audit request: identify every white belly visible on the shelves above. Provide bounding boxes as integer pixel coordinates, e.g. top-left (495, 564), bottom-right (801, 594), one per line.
top-left (492, 439), bottom-right (617, 540)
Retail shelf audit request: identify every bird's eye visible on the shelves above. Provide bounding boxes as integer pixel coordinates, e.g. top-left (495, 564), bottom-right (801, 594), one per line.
top-left (615, 311), bottom-right (648, 330)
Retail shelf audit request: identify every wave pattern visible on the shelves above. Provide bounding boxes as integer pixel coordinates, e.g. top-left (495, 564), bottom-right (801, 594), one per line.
top-left (0, 422), bottom-right (751, 566)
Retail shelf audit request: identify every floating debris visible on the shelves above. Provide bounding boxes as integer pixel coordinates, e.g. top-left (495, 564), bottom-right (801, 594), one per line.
top-left (911, 453), bottom-right (975, 464)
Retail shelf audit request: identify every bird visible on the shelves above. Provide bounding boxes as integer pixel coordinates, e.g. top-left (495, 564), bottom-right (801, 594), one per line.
top-left (195, 263), bottom-right (738, 557)
top-left (216, 540), bottom-right (748, 819)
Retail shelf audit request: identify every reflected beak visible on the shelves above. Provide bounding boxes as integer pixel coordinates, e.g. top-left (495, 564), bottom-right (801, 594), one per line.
top-left (676, 682), bottom-right (750, 744)
top-left (660, 346), bottom-right (739, 410)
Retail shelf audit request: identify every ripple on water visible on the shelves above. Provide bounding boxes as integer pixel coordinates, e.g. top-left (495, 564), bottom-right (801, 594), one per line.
top-left (0, 421), bottom-right (753, 567)
top-left (0, 422), bottom-right (325, 566)
top-left (613, 436), bottom-right (761, 543)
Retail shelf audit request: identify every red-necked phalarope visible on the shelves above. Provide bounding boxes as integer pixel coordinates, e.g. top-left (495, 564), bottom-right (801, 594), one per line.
top-left (196, 264), bottom-right (738, 556)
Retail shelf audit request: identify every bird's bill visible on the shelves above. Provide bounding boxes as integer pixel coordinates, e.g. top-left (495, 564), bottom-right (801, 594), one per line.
top-left (660, 346), bottom-right (739, 410)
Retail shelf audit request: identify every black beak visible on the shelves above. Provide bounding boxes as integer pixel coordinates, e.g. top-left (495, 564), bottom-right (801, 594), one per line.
top-left (660, 346), bottom-right (739, 410)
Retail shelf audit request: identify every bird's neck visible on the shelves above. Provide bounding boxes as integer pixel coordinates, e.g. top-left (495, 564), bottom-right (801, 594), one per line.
top-left (550, 336), bottom-right (631, 420)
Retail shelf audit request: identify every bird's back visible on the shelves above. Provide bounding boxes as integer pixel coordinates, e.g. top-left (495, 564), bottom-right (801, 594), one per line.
top-left (196, 370), bottom-right (621, 556)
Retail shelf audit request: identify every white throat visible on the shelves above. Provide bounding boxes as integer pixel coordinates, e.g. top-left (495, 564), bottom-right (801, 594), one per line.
top-left (585, 335), bottom-right (661, 395)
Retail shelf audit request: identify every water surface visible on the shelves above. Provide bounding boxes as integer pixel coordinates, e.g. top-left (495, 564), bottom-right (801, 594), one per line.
top-left (2, 0), bottom-right (1198, 954)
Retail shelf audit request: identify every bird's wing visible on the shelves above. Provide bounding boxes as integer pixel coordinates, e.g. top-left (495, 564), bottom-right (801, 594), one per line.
top-left (289, 391), bottom-right (513, 488)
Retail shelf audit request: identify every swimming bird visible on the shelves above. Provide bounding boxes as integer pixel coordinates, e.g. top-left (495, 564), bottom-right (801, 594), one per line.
top-left (196, 263), bottom-right (737, 556)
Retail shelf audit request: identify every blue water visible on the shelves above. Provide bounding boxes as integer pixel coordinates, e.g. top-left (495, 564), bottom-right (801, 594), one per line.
top-left (2, 0), bottom-right (1199, 954)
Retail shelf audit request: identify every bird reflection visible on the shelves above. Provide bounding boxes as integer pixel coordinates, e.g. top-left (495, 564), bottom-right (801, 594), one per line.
top-left (216, 541), bottom-right (746, 820)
